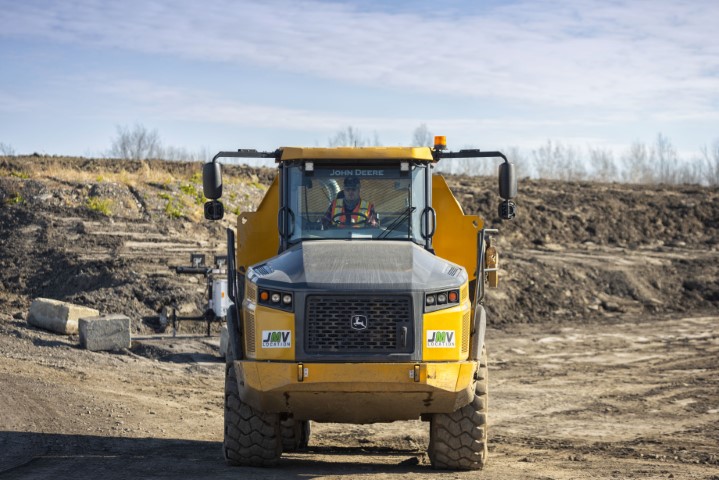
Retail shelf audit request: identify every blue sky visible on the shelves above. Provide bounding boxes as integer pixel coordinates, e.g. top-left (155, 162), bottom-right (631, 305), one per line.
top-left (1, 0), bottom-right (717, 159)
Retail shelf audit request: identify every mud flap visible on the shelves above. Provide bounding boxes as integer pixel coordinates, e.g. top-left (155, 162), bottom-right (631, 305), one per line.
top-left (469, 305), bottom-right (486, 361)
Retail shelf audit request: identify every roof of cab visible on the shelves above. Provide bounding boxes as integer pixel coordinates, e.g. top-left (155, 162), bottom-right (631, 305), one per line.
top-left (279, 146), bottom-right (435, 162)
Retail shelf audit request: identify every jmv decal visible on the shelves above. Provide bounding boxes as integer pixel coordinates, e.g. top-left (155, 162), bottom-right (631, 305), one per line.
top-left (262, 330), bottom-right (291, 348)
top-left (427, 330), bottom-right (456, 348)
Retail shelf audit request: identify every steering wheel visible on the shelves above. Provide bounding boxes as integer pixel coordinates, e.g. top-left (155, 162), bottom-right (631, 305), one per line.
top-left (331, 211), bottom-right (369, 227)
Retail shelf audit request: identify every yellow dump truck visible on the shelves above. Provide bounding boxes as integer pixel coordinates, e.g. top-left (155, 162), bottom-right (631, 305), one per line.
top-left (202, 138), bottom-right (516, 470)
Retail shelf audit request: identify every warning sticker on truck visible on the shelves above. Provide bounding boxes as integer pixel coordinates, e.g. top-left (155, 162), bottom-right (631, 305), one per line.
top-left (426, 330), bottom-right (456, 348)
top-left (262, 330), bottom-right (291, 348)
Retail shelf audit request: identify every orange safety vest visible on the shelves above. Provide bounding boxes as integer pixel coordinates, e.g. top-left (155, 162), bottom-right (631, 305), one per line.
top-left (332, 198), bottom-right (371, 226)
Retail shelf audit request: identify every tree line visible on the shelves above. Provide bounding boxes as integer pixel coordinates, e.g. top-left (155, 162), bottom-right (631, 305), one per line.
top-left (415, 125), bottom-right (719, 187)
top-left (2, 123), bottom-right (717, 186)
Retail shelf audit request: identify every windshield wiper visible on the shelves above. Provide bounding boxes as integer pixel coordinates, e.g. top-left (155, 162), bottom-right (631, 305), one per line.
top-left (378, 206), bottom-right (416, 240)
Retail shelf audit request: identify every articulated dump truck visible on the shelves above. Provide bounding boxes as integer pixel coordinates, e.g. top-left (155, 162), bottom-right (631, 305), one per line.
top-left (202, 137), bottom-right (517, 470)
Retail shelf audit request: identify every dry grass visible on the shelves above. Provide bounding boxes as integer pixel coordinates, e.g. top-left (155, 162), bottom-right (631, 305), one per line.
top-left (2, 156), bottom-right (271, 223)
top-left (30, 160), bottom-right (177, 186)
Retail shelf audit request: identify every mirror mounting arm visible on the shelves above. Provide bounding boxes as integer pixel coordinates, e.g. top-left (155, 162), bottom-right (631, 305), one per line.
top-left (434, 149), bottom-right (517, 221)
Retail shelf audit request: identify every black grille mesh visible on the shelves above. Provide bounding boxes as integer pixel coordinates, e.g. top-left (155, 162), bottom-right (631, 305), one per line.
top-left (305, 295), bottom-right (412, 353)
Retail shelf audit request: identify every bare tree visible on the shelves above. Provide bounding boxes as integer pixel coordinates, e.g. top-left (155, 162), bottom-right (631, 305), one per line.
top-left (701, 140), bottom-right (719, 186)
top-left (654, 133), bottom-right (678, 184)
top-left (328, 126), bottom-right (381, 147)
top-left (588, 147), bottom-right (618, 182)
top-left (411, 124), bottom-right (434, 147)
top-left (676, 158), bottom-right (704, 185)
top-left (621, 141), bottom-right (653, 184)
top-left (533, 141), bottom-right (559, 179)
top-left (504, 146), bottom-right (531, 179)
top-left (162, 145), bottom-right (212, 162)
top-left (0, 142), bottom-right (15, 156)
top-left (109, 124), bottom-right (162, 161)
top-left (532, 140), bottom-right (586, 181)
top-left (619, 134), bottom-right (682, 185)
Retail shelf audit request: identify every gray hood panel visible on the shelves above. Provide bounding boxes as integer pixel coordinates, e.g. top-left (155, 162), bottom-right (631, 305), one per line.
top-left (252, 240), bottom-right (466, 291)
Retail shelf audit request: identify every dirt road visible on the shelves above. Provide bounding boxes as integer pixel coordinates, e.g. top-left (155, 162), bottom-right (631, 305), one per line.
top-left (2, 312), bottom-right (717, 479)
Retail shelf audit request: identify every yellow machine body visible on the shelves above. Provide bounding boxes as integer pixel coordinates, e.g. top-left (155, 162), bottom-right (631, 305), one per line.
top-left (231, 146), bottom-right (494, 422)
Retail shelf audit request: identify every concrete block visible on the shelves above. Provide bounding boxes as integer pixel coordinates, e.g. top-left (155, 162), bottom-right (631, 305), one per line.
top-left (79, 314), bottom-right (131, 351)
top-left (27, 298), bottom-right (100, 335)
top-left (220, 325), bottom-right (229, 358)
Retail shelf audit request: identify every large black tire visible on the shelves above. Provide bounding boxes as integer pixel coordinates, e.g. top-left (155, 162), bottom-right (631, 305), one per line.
top-left (428, 347), bottom-right (488, 470)
top-left (223, 364), bottom-right (282, 466)
top-left (280, 417), bottom-right (311, 451)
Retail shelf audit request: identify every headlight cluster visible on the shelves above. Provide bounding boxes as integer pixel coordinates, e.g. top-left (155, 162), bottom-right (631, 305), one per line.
top-left (425, 289), bottom-right (460, 312)
top-left (259, 288), bottom-right (293, 311)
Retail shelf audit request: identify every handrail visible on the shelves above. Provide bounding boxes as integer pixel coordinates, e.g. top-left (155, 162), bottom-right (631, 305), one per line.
top-left (474, 228), bottom-right (498, 313)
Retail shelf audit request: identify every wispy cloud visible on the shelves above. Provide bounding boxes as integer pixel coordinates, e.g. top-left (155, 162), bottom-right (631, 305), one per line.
top-left (0, 92), bottom-right (43, 113)
top-left (89, 75), bottom-right (640, 141)
top-left (2, 0), bottom-right (717, 119)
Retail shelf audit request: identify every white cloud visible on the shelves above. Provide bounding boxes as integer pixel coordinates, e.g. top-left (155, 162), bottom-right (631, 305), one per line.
top-left (89, 76), bottom-right (648, 143)
top-left (1, 0), bottom-right (717, 118)
top-left (0, 93), bottom-right (42, 113)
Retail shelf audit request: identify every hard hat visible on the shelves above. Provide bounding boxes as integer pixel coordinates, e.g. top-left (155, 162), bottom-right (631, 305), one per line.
top-left (344, 176), bottom-right (360, 188)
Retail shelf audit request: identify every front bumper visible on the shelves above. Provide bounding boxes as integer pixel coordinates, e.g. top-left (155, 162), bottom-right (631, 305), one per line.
top-left (233, 360), bottom-right (478, 423)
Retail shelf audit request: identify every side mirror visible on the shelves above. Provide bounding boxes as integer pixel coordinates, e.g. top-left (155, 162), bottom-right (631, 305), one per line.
top-left (498, 162), bottom-right (517, 200)
top-left (204, 200), bottom-right (224, 221)
top-left (498, 162), bottom-right (517, 220)
top-left (203, 162), bottom-right (223, 200)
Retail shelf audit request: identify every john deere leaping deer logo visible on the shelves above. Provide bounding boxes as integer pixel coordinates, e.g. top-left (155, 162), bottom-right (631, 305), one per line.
top-left (351, 315), bottom-right (368, 330)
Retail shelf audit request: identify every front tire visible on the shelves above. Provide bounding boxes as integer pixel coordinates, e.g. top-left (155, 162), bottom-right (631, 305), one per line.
top-left (223, 364), bottom-right (282, 466)
top-left (428, 347), bottom-right (488, 470)
top-left (280, 417), bottom-right (311, 451)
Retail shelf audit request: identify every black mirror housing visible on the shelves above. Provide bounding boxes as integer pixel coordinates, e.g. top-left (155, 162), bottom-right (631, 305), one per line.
top-left (498, 162), bottom-right (517, 200)
top-left (204, 200), bottom-right (225, 221)
top-left (499, 200), bottom-right (516, 220)
top-left (203, 162), bottom-right (223, 200)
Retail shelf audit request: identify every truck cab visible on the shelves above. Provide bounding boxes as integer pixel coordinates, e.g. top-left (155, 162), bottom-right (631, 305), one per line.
top-left (203, 141), bottom-right (516, 470)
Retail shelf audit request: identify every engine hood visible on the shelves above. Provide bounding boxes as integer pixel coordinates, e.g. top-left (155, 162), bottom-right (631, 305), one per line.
top-left (248, 240), bottom-right (467, 291)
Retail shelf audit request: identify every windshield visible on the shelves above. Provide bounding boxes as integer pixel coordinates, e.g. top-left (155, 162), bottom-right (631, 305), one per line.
top-left (286, 163), bottom-right (427, 244)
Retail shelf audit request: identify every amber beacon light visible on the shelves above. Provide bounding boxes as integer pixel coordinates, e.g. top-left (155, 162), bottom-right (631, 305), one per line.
top-left (433, 136), bottom-right (447, 150)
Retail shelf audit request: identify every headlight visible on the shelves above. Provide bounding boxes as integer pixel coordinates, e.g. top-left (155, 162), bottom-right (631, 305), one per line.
top-left (258, 288), bottom-right (294, 311)
top-left (425, 289), bottom-right (460, 312)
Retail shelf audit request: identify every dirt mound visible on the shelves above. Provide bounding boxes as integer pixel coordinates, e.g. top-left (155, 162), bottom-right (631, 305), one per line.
top-left (1, 155), bottom-right (718, 329)
top-left (451, 176), bottom-right (719, 249)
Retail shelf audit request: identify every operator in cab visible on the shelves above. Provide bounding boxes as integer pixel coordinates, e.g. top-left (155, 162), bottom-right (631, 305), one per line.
top-left (322, 176), bottom-right (378, 228)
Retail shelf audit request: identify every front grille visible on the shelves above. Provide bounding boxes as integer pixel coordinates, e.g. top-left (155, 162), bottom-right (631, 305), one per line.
top-left (305, 295), bottom-right (412, 354)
